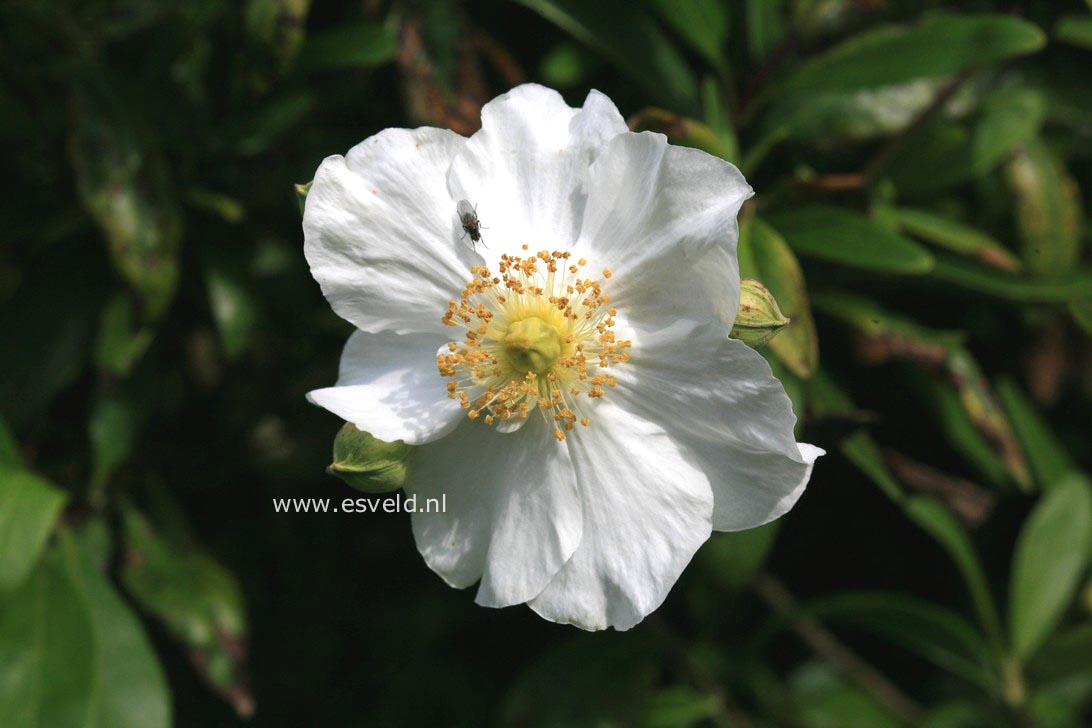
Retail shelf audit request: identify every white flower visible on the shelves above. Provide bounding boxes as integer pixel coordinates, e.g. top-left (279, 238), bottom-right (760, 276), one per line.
top-left (304, 84), bottom-right (822, 631)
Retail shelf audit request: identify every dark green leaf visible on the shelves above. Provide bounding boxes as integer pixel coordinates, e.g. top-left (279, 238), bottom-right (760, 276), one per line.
top-left (893, 206), bottom-right (1021, 271)
top-left (298, 23), bottom-right (398, 73)
top-left (645, 0), bottom-right (728, 69)
top-left (778, 15), bottom-right (1045, 95)
top-left (70, 80), bottom-right (183, 320)
top-left (94, 293), bottom-right (155, 377)
top-left (931, 257), bottom-right (1092, 303)
top-left (1070, 297), bottom-right (1092, 336)
top-left (514, 0), bottom-right (699, 113)
top-left (995, 377), bottom-right (1076, 490)
top-left (804, 591), bottom-right (993, 687)
top-left (89, 392), bottom-right (138, 498)
top-left (904, 497), bottom-right (1005, 651)
top-left (0, 416), bottom-right (18, 467)
top-left (1009, 476), bottom-right (1092, 660)
top-left (0, 466), bottom-right (67, 592)
top-left (747, 0), bottom-right (785, 61)
top-left (1056, 15), bottom-right (1092, 50)
top-left (972, 87), bottom-right (1045, 175)
top-left (1027, 624), bottom-right (1092, 683)
top-left (698, 521), bottom-right (781, 592)
top-left (642, 686), bottom-right (720, 728)
top-left (767, 206), bottom-right (935, 274)
top-left (206, 260), bottom-right (260, 361)
top-left (246, 0), bottom-right (311, 71)
top-left (120, 505), bottom-right (252, 718)
top-left (789, 661), bottom-right (900, 728)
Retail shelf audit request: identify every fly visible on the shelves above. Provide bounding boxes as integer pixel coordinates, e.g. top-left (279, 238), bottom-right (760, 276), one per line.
top-left (457, 200), bottom-right (486, 247)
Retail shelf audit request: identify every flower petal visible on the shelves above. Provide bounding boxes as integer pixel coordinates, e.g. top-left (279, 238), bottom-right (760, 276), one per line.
top-left (304, 127), bottom-right (482, 336)
top-left (447, 85), bottom-right (627, 257)
top-left (574, 132), bottom-right (752, 331)
top-left (528, 401), bottom-right (713, 631)
top-left (405, 416), bottom-right (582, 606)
top-left (307, 329), bottom-right (462, 445)
top-left (612, 320), bottom-right (823, 531)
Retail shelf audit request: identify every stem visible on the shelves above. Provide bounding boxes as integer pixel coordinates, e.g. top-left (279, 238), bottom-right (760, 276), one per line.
top-left (753, 574), bottom-right (925, 726)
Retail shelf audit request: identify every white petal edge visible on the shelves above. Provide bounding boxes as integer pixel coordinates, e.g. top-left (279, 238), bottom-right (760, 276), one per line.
top-left (572, 132), bottom-right (752, 332)
top-left (528, 401), bottom-right (713, 631)
top-left (404, 416), bottom-right (582, 607)
top-left (307, 329), bottom-right (462, 446)
top-left (303, 127), bottom-right (482, 337)
top-left (447, 85), bottom-right (628, 260)
top-left (611, 319), bottom-right (823, 531)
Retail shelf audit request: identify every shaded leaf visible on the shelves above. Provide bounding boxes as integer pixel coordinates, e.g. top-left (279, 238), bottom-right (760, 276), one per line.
top-left (514, 0), bottom-right (699, 113)
top-left (777, 14), bottom-right (1045, 95)
top-left (205, 259), bottom-right (260, 362)
top-left (70, 80), bottom-right (183, 320)
top-left (1009, 476), bottom-right (1092, 660)
top-left (893, 206), bottom-right (1020, 271)
top-left (931, 256), bottom-right (1092, 303)
top-left (0, 466), bottom-right (67, 593)
top-left (1070, 297), bottom-right (1092, 337)
top-left (629, 107), bottom-right (735, 160)
top-left (89, 392), bottom-right (138, 499)
top-left (246, 0), bottom-right (311, 71)
top-left (767, 206), bottom-right (934, 274)
top-left (121, 505), bottom-right (252, 718)
top-left (94, 293), bottom-right (155, 377)
top-left (645, 0), bottom-right (728, 69)
top-left (789, 661), bottom-right (900, 728)
top-left (972, 86), bottom-right (1045, 174)
top-left (904, 497), bottom-right (1005, 652)
top-left (747, 0), bottom-right (785, 61)
top-left (995, 377), bottom-right (1077, 490)
top-left (804, 590), bottom-right (993, 687)
top-left (699, 521), bottom-right (781, 592)
top-left (642, 686), bottom-right (719, 728)
top-left (298, 22), bottom-right (398, 73)
top-left (1056, 15), bottom-right (1092, 50)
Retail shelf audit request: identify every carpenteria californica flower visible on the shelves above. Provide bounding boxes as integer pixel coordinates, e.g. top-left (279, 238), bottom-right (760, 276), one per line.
top-left (304, 85), bottom-right (822, 631)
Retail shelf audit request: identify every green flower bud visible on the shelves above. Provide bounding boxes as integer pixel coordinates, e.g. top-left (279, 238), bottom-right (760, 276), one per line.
top-left (327, 423), bottom-right (412, 493)
top-left (730, 278), bottom-right (790, 348)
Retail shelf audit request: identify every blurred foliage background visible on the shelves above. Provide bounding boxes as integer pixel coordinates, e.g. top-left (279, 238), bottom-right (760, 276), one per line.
top-left (2, 0), bottom-right (1092, 726)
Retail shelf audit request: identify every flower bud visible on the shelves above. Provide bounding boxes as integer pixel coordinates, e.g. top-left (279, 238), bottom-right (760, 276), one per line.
top-left (730, 278), bottom-right (790, 348)
top-left (328, 423), bottom-right (412, 493)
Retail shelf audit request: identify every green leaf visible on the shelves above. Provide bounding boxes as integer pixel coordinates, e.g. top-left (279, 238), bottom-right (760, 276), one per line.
top-left (1009, 476), bottom-right (1092, 660)
top-left (1004, 138), bottom-right (1084, 277)
top-left (931, 256), bottom-right (1092, 303)
top-left (120, 505), bottom-right (252, 718)
top-left (246, 0), bottom-right (311, 71)
top-left (642, 686), bottom-right (720, 728)
top-left (0, 416), bottom-right (18, 467)
top-left (0, 466), bottom-right (67, 592)
top-left (0, 549), bottom-right (96, 727)
top-left (789, 661), bottom-right (900, 728)
top-left (893, 206), bottom-right (1021, 271)
top-left (777, 14), bottom-right (1045, 95)
top-left (995, 377), bottom-right (1077, 491)
top-left (645, 0), bottom-right (728, 69)
top-left (629, 108), bottom-right (735, 161)
top-left (804, 591), bottom-right (993, 687)
top-left (294, 180), bottom-right (312, 216)
top-left (60, 532), bottom-right (171, 728)
top-left (298, 22), bottom-right (398, 73)
top-left (206, 260), bottom-right (260, 362)
top-left (1070, 297), bottom-right (1092, 337)
top-left (740, 218), bottom-right (819, 377)
top-left (328, 423), bottom-right (412, 494)
top-left (514, 0), bottom-right (699, 113)
top-left (767, 206), bottom-right (935, 274)
top-left (701, 77), bottom-right (739, 164)
top-left (885, 122), bottom-right (978, 196)
top-left (699, 521), bottom-right (781, 592)
top-left (88, 392), bottom-right (138, 499)
top-left (94, 293), bottom-right (155, 377)
top-left (904, 497), bottom-right (1005, 653)
top-left (70, 79), bottom-right (183, 320)
top-left (1027, 623), bottom-right (1092, 683)
top-left (746, 0), bottom-right (785, 61)
top-left (1056, 15), bottom-right (1092, 50)
top-left (972, 87), bottom-right (1046, 175)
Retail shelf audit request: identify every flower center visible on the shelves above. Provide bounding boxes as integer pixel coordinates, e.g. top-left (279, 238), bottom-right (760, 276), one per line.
top-left (438, 246), bottom-right (630, 441)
